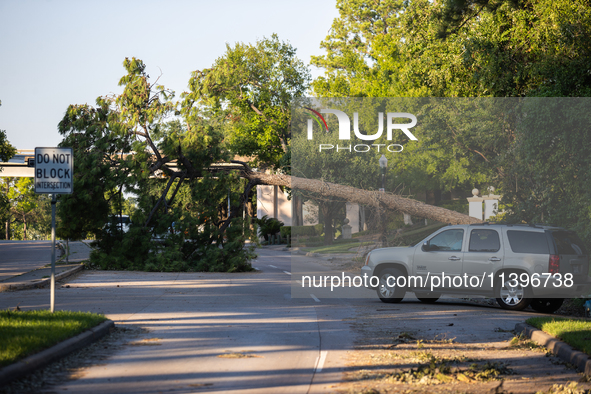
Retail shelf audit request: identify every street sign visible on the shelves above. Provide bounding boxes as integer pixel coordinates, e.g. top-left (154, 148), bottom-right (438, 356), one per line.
top-left (33, 147), bottom-right (74, 312)
top-left (34, 147), bottom-right (73, 194)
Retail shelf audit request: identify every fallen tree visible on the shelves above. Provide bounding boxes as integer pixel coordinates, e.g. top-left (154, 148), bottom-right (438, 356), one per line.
top-left (227, 161), bottom-right (484, 226)
top-left (57, 57), bottom-right (481, 272)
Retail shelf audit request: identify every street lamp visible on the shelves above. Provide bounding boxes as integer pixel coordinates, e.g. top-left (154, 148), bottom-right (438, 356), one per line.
top-left (378, 154), bottom-right (388, 192)
top-left (378, 154), bottom-right (388, 247)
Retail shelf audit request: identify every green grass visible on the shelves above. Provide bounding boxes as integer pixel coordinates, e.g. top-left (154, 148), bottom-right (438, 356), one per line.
top-left (299, 223), bottom-right (447, 253)
top-left (302, 241), bottom-right (374, 254)
top-left (0, 309), bottom-right (107, 367)
top-left (526, 316), bottom-right (591, 356)
top-left (389, 223), bottom-right (447, 246)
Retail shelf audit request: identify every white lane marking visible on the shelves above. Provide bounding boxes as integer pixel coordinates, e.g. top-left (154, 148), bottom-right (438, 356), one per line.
top-left (283, 271), bottom-right (291, 275)
top-left (254, 268), bottom-right (260, 271)
top-left (310, 294), bottom-right (320, 302)
top-left (296, 279), bottom-right (301, 284)
top-left (269, 265), bottom-right (278, 268)
top-left (315, 351), bottom-right (328, 373)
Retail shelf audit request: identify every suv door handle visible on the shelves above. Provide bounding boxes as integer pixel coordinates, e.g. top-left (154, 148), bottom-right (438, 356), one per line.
top-left (448, 256), bottom-right (461, 261)
top-left (489, 257), bottom-right (501, 261)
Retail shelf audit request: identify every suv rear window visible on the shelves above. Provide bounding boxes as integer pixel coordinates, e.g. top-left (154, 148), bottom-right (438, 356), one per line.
top-left (507, 230), bottom-right (549, 254)
top-left (552, 231), bottom-right (588, 255)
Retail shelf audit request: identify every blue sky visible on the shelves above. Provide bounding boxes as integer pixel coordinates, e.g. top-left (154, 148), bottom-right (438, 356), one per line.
top-left (0, 0), bottom-right (339, 149)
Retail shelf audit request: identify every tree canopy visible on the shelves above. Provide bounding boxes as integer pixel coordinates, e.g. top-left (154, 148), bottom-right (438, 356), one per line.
top-left (310, 0), bottom-right (591, 247)
top-left (184, 34), bottom-right (311, 169)
top-left (50, 1), bottom-right (591, 262)
top-left (0, 102), bottom-right (18, 239)
top-left (58, 58), bottom-right (254, 272)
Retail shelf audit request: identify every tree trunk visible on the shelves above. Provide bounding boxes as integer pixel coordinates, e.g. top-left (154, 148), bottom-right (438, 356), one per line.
top-left (319, 201), bottom-right (334, 245)
top-left (241, 171), bottom-right (483, 225)
top-left (4, 182), bottom-right (9, 240)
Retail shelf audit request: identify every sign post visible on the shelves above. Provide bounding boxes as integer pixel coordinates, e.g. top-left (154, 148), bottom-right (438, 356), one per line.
top-left (34, 147), bottom-right (73, 312)
top-left (50, 194), bottom-right (57, 312)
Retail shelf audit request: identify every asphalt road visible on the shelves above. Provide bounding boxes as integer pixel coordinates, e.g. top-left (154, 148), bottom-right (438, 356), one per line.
top-left (0, 240), bottom-right (53, 281)
top-left (0, 246), bottom-right (587, 393)
top-left (0, 248), bottom-right (358, 393)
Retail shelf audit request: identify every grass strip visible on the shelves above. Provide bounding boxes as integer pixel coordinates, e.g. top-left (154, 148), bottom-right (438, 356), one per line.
top-left (302, 241), bottom-right (374, 254)
top-left (0, 309), bottom-right (107, 367)
top-left (389, 223), bottom-right (447, 246)
top-left (525, 316), bottom-right (591, 356)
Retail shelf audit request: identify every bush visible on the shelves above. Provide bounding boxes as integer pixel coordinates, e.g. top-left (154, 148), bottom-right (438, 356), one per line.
top-left (256, 215), bottom-right (283, 240)
top-left (280, 226), bottom-right (291, 245)
top-left (88, 218), bottom-right (256, 273)
top-left (292, 225), bottom-right (317, 236)
top-left (314, 223), bottom-right (324, 236)
top-left (437, 199), bottom-right (469, 215)
top-left (280, 226), bottom-right (291, 238)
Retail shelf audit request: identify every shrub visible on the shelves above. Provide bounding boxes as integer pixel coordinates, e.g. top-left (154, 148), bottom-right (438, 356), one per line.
top-left (280, 226), bottom-right (291, 245)
top-left (292, 225), bottom-right (317, 237)
top-left (256, 215), bottom-right (284, 240)
top-left (314, 223), bottom-right (324, 235)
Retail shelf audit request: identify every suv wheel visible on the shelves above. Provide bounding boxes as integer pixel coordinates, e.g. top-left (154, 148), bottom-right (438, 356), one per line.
top-left (377, 268), bottom-right (406, 303)
top-left (415, 292), bottom-right (441, 303)
top-left (495, 274), bottom-right (531, 311)
top-left (530, 298), bottom-right (563, 314)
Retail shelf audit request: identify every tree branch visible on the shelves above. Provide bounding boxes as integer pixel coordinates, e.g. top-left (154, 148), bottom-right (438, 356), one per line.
top-left (144, 175), bottom-right (177, 227)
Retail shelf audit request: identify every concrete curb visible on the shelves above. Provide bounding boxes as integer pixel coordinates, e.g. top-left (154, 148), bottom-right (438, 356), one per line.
top-left (515, 322), bottom-right (591, 375)
top-left (0, 264), bottom-right (85, 292)
top-left (0, 319), bottom-right (114, 386)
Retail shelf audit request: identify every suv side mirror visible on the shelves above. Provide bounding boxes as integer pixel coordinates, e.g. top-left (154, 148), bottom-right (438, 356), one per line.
top-left (422, 241), bottom-right (440, 252)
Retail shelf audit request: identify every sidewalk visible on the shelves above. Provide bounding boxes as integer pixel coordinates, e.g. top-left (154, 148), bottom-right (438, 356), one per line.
top-left (60, 240), bottom-right (94, 263)
top-left (0, 241), bottom-right (92, 292)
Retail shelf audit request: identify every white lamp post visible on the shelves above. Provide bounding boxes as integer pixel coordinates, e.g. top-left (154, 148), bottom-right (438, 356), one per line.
top-left (379, 154), bottom-right (387, 192)
top-left (378, 154), bottom-right (388, 246)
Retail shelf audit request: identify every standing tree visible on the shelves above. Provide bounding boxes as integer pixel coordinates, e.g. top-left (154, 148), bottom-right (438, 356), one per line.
top-left (0, 102), bottom-right (18, 239)
top-left (311, 0), bottom-right (591, 218)
top-left (58, 58), bottom-right (254, 272)
top-left (184, 34), bottom-right (311, 170)
top-left (7, 178), bottom-right (38, 240)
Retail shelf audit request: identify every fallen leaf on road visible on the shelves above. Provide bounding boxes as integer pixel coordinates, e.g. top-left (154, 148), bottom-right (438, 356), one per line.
top-left (218, 352), bottom-right (263, 358)
top-left (456, 373), bottom-right (473, 383)
top-left (129, 338), bottom-right (162, 346)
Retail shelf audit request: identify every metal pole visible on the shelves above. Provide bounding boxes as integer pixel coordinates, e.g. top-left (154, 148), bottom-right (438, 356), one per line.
top-left (50, 194), bottom-right (57, 313)
top-left (380, 171), bottom-right (386, 246)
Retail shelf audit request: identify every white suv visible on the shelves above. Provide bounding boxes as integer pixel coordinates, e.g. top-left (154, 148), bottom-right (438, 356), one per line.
top-left (361, 224), bottom-right (590, 313)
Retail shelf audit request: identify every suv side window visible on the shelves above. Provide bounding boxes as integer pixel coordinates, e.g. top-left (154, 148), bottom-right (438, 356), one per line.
top-left (507, 230), bottom-right (549, 254)
top-left (427, 229), bottom-right (464, 251)
top-left (469, 229), bottom-right (500, 252)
